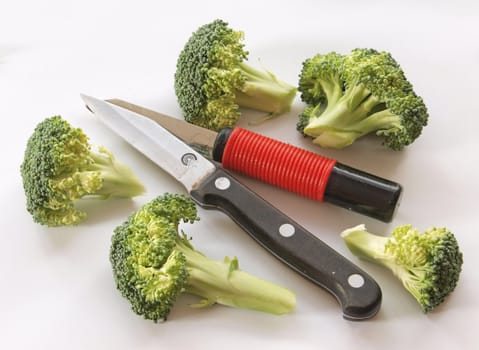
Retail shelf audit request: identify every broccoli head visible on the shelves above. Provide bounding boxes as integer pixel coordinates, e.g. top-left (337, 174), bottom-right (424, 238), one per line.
top-left (110, 193), bottom-right (296, 322)
top-left (341, 224), bottom-right (463, 312)
top-left (297, 48), bottom-right (428, 150)
top-left (175, 19), bottom-right (297, 131)
top-left (20, 116), bottom-right (145, 226)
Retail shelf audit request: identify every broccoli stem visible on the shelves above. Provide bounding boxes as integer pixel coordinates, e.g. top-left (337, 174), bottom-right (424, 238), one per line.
top-left (310, 130), bottom-right (362, 149)
top-left (341, 226), bottom-right (428, 306)
top-left (341, 226), bottom-right (390, 262)
top-left (176, 238), bottom-right (296, 315)
top-left (88, 148), bottom-right (145, 198)
top-left (319, 79), bottom-right (343, 105)
top-left (234, 62), bottom-right (296, 116)
top-left (341, 226), bottom-right (423, 286)
top-left (304, 84), bottom-right (401, 148)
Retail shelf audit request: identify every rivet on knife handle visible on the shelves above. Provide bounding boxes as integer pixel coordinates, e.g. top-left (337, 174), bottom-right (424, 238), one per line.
top-left (190, 168), bottom-right (382, 320)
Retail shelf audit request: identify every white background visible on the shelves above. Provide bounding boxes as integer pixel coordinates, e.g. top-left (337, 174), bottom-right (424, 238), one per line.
top-left (1, 1), bottom-right (478, 349)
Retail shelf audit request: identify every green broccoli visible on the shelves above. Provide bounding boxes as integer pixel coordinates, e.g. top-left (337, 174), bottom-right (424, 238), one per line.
top-left (174, 19), bottom-right (297, 131)
top-left (297, 48), bottom-right (428, 150)
top-left (20, 116), bottom-right (145, 226)
top-left (341, 224), bottom-right (463, 312)
top-left (110, 193), bottom-right (296, 322)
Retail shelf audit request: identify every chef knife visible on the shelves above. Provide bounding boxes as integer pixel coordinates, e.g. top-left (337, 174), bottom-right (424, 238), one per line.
top-left (106, 99), bottom-right (402, 223)
top-left (82, 94), bottom-right (382, 320)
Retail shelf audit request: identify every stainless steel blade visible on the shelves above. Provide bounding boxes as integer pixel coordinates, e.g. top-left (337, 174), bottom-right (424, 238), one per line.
top-left (81, 94), bottom-right (216, 192)
top-left (107, 99), bottom-right (218, 158)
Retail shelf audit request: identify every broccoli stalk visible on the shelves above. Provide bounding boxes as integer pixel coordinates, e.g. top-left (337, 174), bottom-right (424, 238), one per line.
top-left (110, 194), bottom-right (296, 322)
top-left (341, 224), bottom-right (463, 312)
top-left (175, 19), bottom-right (296, 131)
top-left (234, 62), bottom-right (297, 117)
top-left (20, 116), bottom-right (145, 226)
top-left (176, 235), bottom-right (295, 314)
top-left (86, 148), bottom-right (145, 198)
top-left (300, 87), bottom-right (399, 149)
top-left (297, 49), bottom-right (428, 150)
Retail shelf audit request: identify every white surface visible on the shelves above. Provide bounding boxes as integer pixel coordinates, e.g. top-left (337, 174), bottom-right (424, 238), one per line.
top-left (1, 1), bottom-right (478, 349)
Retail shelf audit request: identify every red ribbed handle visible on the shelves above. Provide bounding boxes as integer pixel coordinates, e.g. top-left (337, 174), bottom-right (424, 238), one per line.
top-left (222, 128), bottom-right (337, 202)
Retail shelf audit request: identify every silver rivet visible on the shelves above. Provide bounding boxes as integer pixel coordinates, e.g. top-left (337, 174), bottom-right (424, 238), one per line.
top-left (181, 153), bottom-right (197, 166)
top-left (347, 274), bottom-right (365, 288)
top-left (214, 177), bottom-right (231, 190)
top-left (279, 223), bottom-right (295, 237)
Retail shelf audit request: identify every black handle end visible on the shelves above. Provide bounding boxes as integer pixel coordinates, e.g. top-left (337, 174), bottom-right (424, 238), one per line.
top-left (341, 281), bottom-right (382, 321)
top-left (324, 164), bottom-right (402, 222)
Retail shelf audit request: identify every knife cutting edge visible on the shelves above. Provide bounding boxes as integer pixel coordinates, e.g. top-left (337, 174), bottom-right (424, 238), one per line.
top-left (82, 94), bottom-right (382, 320)
top-left (106, 99), bottom-right (402, 223)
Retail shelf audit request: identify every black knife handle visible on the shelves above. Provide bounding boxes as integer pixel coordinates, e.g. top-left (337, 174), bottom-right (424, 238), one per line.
top-left (190, 168), bottom-right (382, 320)
top-left (213, 127), bottom-right (402, 222)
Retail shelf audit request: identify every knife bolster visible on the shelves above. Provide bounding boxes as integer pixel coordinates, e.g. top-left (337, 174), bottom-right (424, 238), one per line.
top-left (212, 128), bottom-right (234, 163)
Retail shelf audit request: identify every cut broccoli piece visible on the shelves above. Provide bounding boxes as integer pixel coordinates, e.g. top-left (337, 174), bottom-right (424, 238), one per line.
top-left (298, 49), bottom-right (428, 150)
top-left (175, 19), bottom-right (297, 131)
top-left (20, 116), bottom-right (145, 226)
top-left (110, 193), bottom-right (296, 322)
top-left (341, 224), bottom-right (463, 312)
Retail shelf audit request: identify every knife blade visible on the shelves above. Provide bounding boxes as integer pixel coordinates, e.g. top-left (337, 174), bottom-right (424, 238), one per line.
top-left (107, 99), bottom-right (402, 223)
top-left (82, 94), bottom-right (382, 320)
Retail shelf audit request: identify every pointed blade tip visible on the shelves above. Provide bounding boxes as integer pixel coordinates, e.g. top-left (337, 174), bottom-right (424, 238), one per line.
top-left (80, 94), bottom-right (100, 114)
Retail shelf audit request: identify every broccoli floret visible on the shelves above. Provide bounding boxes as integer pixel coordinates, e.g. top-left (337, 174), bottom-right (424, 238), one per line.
top-left (174, 19), bottom-right (297, 131)
top-left (110, 193), bottom-right (296, 322)
top-left (341, 224), bottom-right (463, 312)
top-left (297, 48), bottom-right (428, 150)
top-left (20, 116), bottom-right (145, 226)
